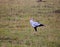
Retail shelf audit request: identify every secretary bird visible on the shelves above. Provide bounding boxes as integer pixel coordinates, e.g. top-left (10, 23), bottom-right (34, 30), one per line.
top-left (30, 18), bottom-right (44, 32)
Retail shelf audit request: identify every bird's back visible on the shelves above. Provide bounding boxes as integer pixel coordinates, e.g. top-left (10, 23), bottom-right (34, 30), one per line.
top-left (30, 19), bottom-right (40, 27)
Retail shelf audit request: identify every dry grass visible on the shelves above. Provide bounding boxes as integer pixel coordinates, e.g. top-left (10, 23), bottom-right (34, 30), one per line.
top-left (0, 0), bottom-right (60, 47)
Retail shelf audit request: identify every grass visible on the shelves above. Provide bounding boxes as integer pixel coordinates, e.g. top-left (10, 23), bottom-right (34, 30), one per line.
top-left (0, 0), bottom-right (60, 47)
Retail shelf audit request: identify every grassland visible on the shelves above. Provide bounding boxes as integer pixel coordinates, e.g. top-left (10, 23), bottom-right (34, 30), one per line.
top-left (0, 0), bottom-right (60, 47)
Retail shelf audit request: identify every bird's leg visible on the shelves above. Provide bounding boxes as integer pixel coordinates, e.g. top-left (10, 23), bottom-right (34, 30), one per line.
top-left (34, 27), bottom-right (37, 32)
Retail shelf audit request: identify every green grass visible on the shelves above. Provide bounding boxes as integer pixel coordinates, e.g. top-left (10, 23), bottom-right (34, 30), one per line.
top-left (0, 0), bottom-right (60, 47)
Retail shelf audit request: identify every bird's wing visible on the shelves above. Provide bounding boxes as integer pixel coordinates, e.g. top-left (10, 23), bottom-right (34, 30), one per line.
top-left (34, 22), bottom-right (40, 26)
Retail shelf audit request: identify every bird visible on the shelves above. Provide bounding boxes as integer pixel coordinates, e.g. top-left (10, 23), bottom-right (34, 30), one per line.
top-left (30, 18), bottom-right (44, 32)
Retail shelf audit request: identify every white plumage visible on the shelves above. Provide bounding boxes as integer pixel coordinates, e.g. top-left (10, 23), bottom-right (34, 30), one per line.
top-left (30, 19), bottom-right (40, 27)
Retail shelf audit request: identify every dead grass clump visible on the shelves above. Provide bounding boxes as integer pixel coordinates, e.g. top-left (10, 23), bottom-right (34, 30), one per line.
top-left (54, 10), bottom-right (60, 13)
